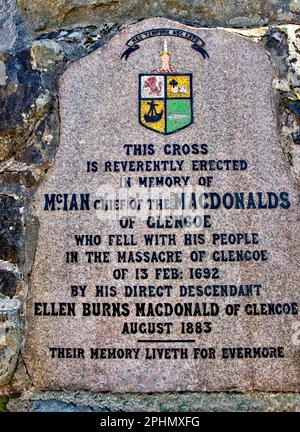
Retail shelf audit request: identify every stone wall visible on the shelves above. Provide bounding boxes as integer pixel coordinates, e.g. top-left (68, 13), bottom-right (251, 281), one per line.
top-left (0, 0), bottom-right (299, 412)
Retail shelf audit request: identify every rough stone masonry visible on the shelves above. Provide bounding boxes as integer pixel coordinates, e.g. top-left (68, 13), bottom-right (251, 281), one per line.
top-left (0, 0), bottom-right (300, 412)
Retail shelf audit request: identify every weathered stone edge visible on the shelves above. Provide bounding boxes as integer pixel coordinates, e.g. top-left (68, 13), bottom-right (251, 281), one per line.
top-left (15, 0), bottom-right (300, 33)
top-left (4, 391), bottom-right (300, 412)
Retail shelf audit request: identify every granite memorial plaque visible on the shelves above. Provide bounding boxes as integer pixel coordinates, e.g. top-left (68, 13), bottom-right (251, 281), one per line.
top-left (24, 18), bottom-right (299, 392)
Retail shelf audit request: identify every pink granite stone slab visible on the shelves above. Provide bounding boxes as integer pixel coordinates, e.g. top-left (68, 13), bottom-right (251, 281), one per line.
top-left (23, 18), bottom-right (300, 392)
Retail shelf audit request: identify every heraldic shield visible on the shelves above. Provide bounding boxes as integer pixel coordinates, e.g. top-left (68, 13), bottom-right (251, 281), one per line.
top-left (139, 73), bottom-right (193, 135)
